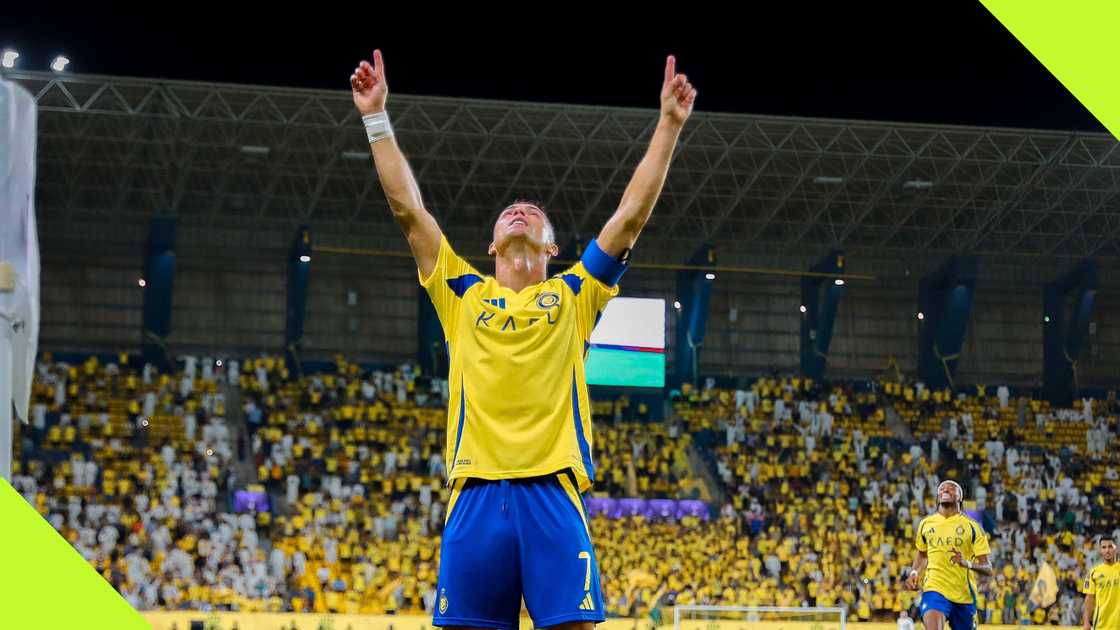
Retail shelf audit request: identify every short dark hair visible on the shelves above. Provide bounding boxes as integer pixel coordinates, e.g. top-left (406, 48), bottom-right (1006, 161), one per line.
top-left (510, 197), bottom-right (545, 210)
top-left (1102, 534), bottom-right (1116, 544)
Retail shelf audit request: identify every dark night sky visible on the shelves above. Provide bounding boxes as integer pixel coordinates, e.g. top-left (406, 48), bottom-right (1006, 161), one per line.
top-left (1, 4), bottom-right (1104, 132)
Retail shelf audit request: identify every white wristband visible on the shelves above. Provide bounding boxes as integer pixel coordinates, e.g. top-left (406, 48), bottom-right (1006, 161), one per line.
top-left (965, 560), bottom-right (973, 570)
top-left (363, 111), bottom-right (393, 144)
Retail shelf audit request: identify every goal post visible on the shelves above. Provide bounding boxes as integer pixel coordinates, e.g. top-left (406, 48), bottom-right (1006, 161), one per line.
top-left (673, 605), bottom-right (847, 630)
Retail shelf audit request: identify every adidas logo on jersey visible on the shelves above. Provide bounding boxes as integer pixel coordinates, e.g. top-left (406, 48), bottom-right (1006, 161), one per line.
top-left (578, 592), bottom-right (595, 611)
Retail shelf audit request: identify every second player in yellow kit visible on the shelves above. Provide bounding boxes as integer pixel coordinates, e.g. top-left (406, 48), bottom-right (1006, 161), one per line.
top-left (1085, 535), bottom-right (1120, 630)
top-left (908, 481), bottom-right (994, 630)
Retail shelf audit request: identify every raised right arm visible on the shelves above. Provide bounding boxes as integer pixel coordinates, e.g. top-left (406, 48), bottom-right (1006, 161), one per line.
top-left (351, 49), bottom-right (442, 278)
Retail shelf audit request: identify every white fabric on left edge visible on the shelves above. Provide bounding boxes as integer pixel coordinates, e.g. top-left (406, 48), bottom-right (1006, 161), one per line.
top-left (0, 80), bottom-right (40, 424)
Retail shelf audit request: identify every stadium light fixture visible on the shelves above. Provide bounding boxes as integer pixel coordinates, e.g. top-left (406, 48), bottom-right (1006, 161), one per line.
top-left (705, 273), bottom-right (716, 280)
top-left (799, 305), bottom-right (807, 314)
top-left (917, 312), bottom-right (925, 320)
top-left (1044, 315), bottom-right (1051, 323)
top-left (341, 151), bottom-right (371, 161)
top-left (138, 278), bottom-right (147, 288)
top-left (813, 176), bottom-right (843, 185)
top-left (1, 49), bottom-right (19, 69)
top-left (50, 55), bottom-right (70, 72)
top-left (216, 359), bottom-right (223, 367)
top-left (240, 145), bottom-right (270, 156)
top-left (673, 301), bottom-right (682, 310)
top-left (903, 179), bottom-right (934, 189)
top-left (834, 278), bottom-right (845, 286)
top-left (299, 255), bottom-right (311, 263)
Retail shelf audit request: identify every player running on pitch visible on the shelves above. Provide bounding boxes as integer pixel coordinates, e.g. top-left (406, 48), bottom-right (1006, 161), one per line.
top-left (906, 480), bottom-right (993, 630)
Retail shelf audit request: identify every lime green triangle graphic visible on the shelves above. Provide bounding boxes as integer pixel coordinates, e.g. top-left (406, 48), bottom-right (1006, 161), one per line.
top-left (0, 478), bottom-right (150, 629)
top-left (981, 1), bottom-right (1120, 140)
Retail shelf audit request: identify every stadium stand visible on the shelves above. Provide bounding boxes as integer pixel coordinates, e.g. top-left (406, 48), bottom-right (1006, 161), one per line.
top-left (10, 355), bottom-right (1119, 623)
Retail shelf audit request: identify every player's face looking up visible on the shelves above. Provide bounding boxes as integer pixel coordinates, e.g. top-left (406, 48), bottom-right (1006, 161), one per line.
top-left (490, 203), bottom-right (556, 255)
top-left (1102, 538), bottom-right (1117, 562)
top-left (937, 481), bottom-right (960, 509)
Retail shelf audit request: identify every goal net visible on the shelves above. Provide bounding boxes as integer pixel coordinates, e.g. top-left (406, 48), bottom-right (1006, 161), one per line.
top-left (673, 606), bottom-right (847, 630)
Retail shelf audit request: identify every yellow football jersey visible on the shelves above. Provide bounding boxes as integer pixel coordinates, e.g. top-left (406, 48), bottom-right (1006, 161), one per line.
top-left (915, 512), bottom-right (991, 604)
top-left (421, 235), bottom-right (622, 491)
top-left (1085, 562), bottom-right (1120, 630)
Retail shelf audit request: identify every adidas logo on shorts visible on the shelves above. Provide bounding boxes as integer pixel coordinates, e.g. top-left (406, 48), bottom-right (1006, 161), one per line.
top-left (578, 592), bottom-right (595, 611)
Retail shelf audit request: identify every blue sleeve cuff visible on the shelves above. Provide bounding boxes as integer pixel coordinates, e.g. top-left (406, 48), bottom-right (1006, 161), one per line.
top-left (581, 239), bottom-right (628, 287)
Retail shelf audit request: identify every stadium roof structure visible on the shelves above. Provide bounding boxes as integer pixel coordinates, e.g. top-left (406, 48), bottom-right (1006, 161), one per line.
top-left (7, 70), bottom-right (1120, 269)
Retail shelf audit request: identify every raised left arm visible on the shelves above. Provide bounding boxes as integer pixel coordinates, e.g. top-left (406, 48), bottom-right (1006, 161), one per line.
top-left (596, 55), bottom-right (697, 258)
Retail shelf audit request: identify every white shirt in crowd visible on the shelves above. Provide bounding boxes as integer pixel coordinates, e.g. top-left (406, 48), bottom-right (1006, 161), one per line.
top-left (820, 411), bottom-right (834, 436)
top-left (143, 392), bottom-right (157, 418)
top-left (898, 613), bottom-right (915, 630)
top-left (184, 413), bottom-right (197, 442)
top-left (256, 365), bottom-right (269, 391)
